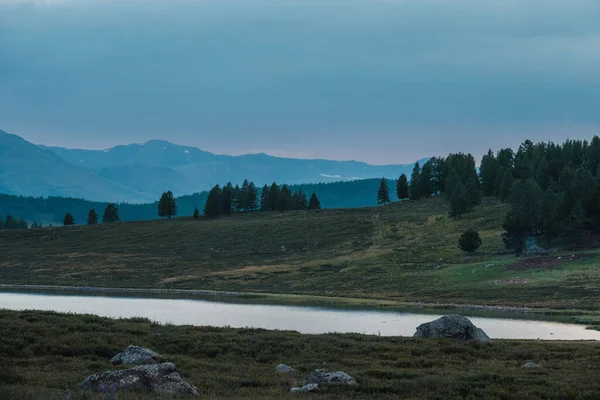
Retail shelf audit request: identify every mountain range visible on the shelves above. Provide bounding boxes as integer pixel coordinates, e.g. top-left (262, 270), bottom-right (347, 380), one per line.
top-left (1, 129), bottom-right (425, 203)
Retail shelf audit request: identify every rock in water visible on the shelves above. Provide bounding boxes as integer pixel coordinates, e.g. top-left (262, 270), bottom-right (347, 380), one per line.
top-left (81, 362), bottom-right (198, 396)
top-left (290, 383), bottom-right (319, 393)
top-left (414, 315), bottom-right (491, 342)
top-left (308, 369), bottom-right (357, 385)
top-left (276, 364), bottom-right (296, 373)
top-left (110, 345), bottom-right (163, 365)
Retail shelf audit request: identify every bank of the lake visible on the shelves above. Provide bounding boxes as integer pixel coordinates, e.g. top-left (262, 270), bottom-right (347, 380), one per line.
top-left (1, 310), bottom-right (599, 400)
top-left (2, 284), bottom-right (600, 331)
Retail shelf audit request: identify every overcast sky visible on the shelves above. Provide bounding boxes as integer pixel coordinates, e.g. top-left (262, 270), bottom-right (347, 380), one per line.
top-left (1, 0), bottom-right (599, 164)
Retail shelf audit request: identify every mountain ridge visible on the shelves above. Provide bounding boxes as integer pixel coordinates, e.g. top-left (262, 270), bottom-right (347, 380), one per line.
top-left (2, 129), bottom-right (425, 202)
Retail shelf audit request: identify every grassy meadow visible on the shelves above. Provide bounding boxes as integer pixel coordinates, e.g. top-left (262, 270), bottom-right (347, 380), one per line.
top-left (2, 196), bottom-right (600, 314)
top-left (1, 310), bottom-right (600, 400)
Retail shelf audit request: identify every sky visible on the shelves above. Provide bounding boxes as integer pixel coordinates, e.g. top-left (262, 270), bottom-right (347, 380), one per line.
top-left (0, 0), bottom-right (599, 164)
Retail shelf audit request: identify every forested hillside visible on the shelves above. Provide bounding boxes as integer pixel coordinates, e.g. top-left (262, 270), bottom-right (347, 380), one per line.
top-left (0, 179), bottom-right (397, 224)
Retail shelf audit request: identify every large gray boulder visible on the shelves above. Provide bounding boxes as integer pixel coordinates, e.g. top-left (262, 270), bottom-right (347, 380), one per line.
top-left (414, 315), bottom-right (491, 342)
top-left (81, 362), bottom-right (198, 396)
top-left (307, 369), bottom-right (357, 385)
top-left (110, 345), bottom-right (163, 366)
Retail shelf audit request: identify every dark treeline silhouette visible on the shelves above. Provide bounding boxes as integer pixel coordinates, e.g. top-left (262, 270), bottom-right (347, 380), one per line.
top-left (0, 179), bottom-right (396, 225)
top-left (204, 180), bottom-right (320, 217)
top-left (0, 214), bottom-right (29, 230)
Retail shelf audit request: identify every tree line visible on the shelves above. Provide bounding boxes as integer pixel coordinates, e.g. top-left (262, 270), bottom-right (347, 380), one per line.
top-left (203, 180), bottom-right (321, 218)
top-left (0, 215), bottom-right (29, 230)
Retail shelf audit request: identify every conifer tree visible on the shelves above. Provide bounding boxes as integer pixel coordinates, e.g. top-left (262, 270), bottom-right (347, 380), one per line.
top-left (409, 162), bottom-right (421, 200)
top-left (87, 209), bottom-right (98, 225)
top-left (247, 182), bottom-right (259, 210)
top-left (204, 185), bottom-right (223, 218)
top-left (103, 203), bottom-right (120, 224)
top-left (449, 182), bottom-right (470, 219)
top-left (396, 173), bottom-right (409, 200)
top-left (63, 212), bottom-right (75, 226)
top-left (418, 161), bottom-right (433, 198)
top-left (563, 199), bottom-right (586, 248)
top-left (479, 149), bottom-right (499, 196)
top-left (377, 178), bottom-right (391, 204)
top-left (238, 179), bottom-right (250, 211)
top-left (540, 189), bottom-right (561, 247)
top-left (267, 182), bottom-right (280, 211)
top-left (193, 207), bottom-right (200, 219)
top-left (158, 191), bottom-right (177, 219)
top-left (292, 190), bottom-right (308, 210)
top-left (498, 169), bottom-right (514, 202)
top-left (277, 184), bottom-right (294, 211)
top-left (308, 193), bottom-right (321, 210)
top-left (260, 184), bottom-right (270, 211)
top-left (221, 182), bottom-right (235, 215)
top-left (232, 184), bottom-right (241, 212)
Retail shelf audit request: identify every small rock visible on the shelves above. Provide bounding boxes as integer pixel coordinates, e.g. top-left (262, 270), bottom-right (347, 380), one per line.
top-left (276, 364), bottom-right (296, 373)
top-left (414, 315), bottom-right (491, 342)
top-left (521, 363), bottom-right (539, 368)
top-left (308, 369), bottom-right (357, 385)
top-left (110, 345), bottom-right (163, 366)
top-left (523, 245), bottom-right (549, 257)
top-left (82, 362), bottom-right (198, 396)
top-left (290, 383), bottom-right (319, 393)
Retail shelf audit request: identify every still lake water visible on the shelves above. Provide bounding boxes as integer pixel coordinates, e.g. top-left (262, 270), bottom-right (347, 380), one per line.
top-left (1, 292), bottom-right (599, 340)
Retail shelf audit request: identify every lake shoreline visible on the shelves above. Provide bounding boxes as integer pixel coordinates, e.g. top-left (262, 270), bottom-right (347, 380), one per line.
top-left (2, 283), bottom-right (599, 329)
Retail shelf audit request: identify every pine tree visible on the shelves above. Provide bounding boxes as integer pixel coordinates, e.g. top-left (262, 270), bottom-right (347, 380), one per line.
top-left (308, 193), bottom-right (321, 210)
top-left (260, 184), bottom-right (270, 211)
top-left (498, 169), bottom-right (514, 202)
top-left (204, 185), bottom-right (223, 218)
top-left (479, 149), bottom-right (499, 196)
top-left (419, 161), bottom-right (433, 198)
top-left (540, 189), bottom-right (561, 247)
top-left (449, 182), bottom-right (470, 219)
top-left (63, 212), bottom-right (75, 226)
top-left (292, 190), bottom-right (308, 210)
top-left (166, 190), bottom-right (177, 218)
top-left (232, 184), bottom-right (241, 212)
top-left (247, 182), bottom-right (259, 210)
top-left (0, 216), bottom-right (4, 230)
top-left (221, 182), bottom-right (235, 215)
top-left (429, 157), bottom-right (446, 194)
top-left (267, 182), bottom-right (280, 211)
top-left (277, 185), bottom-right (294, 211)
top-left (458, 229), bottom-right (482, 253)
top-left (193, 207), bottom-right (200, 219)
top-left (377, 178), bottom-right (391, 204)
top-left (158, 191), bottom-right (177, 219)
top-left (238, 180), bottom-right (250, 211)
top-left (103, 203), bottom-right (120, 224)
top-left (409, 162), bottom-right (421, 200)
top-left (501, 179), bottom-right (544, 252)
top-left (465, 177), bottom-right (482, 209)
top-left (158, 192), bottom-right (167, 219)
top-left (87, 209), bottom-right (98, 225)
top-left (396, 173), bottom-right (409, 200)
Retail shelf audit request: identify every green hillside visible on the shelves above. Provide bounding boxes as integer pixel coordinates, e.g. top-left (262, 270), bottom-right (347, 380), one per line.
top-left (3, 196), bottom-right (600, 312)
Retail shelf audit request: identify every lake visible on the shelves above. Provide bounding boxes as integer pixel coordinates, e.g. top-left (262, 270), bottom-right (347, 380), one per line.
top-left (1, 292), bottom-right (599, 340)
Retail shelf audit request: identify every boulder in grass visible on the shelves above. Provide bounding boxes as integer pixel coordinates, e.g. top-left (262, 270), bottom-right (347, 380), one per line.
top-left (110, 345), bottom-right (163, 366)
top-left (307, 369), bottom-right (357, 385)
top-left (82, 362), bottom-right (198, 396)
top-left (414, 315), bottom-right (491, 342)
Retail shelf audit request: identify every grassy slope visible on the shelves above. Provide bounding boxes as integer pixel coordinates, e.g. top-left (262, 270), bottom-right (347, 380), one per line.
top-left (1, 310), bottom-right (600, 400)
top-left (2, 196), bottom-right (600, 310)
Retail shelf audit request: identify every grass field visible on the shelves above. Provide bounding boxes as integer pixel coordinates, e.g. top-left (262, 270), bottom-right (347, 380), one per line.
top-left (1, 310), bottom-right (599, 400)
top-left (2, 196), bottom-right (600, 312)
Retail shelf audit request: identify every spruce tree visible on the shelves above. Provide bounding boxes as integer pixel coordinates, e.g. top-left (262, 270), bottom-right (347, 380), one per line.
top-left (277, 184), bottom-right (294, 211)
top-left (449, 182), bottom-right (470, 219)
top-left (204, 185), bottom-right (223, 218)
top-left (377, 178), bottom-right (391, 204)
top-left (418, 161), bottom-right (433, 198)
top-left (267, 182), bottom-right (280, 211)
top-left (87, 209), bottom-right (98, 225)
top-left (158, 192), bottom-right (167, 218)
top-left (193, 207), bottom-right (200, 219)
top-left (103, 203), bottom-right (120, 224)
top-left (396, 173), bottom-right (409, 200)
top-left (501, 179), bottom-right (543, 252)
top-left (238, 180), bottom-right (250, 211)
top-left (292, 190), bottom-right (308, 210)
top-left (540, 189), bottom-right (560, 247)
top-left (166, 190), bottom-right (177, 218)
top-left (498, 169), bottom-right (514, 202)
top-left (247, 182), bottom-right (259, 210)
top-left (260, 184), bottom-right (270, 211)
top-left (232, 184), bottom-right (241, 212)
top-left (63, 212), bottom-right (75, 226)
top-left (222, 182), bottom-right (235, 215)
top-left (409, 162), bottom-right (421, 200)
top-left (479, 149), bottom-right (499, 196)
top-left (458, 229), bottom-right (482, 253)
top-left (308, 193), bottom-right (321, 210)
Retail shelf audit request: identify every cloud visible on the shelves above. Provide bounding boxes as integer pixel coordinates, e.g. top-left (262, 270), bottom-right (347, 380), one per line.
top-left (0, 0), bottom-right (599, 163)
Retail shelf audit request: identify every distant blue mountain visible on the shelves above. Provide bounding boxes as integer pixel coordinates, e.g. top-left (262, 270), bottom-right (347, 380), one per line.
top-left (2, 128), bottom-right (425, 202)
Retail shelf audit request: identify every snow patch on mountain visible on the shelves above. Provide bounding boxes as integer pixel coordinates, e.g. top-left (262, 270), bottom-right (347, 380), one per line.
top-left (320, 173), bottom-right (342, 179)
